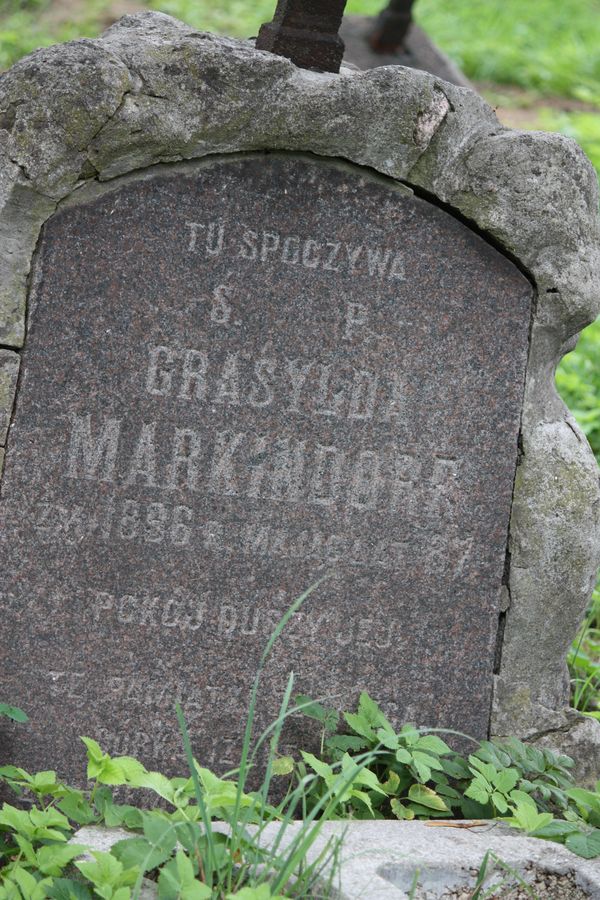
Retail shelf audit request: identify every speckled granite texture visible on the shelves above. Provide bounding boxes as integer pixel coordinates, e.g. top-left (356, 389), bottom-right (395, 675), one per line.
top-left (0, 12), bottom-right (598, 781)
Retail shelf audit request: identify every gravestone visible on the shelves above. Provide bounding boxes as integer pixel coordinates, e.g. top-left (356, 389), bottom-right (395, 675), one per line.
top-left (0, 12), bottom-right (599, 781)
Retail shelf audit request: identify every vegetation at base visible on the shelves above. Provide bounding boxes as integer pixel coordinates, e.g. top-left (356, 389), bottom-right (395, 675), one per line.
top-left (569, 583), bottom-right (600, 718)
top-left (0, 0), bottom-right (598, 823)
top-left (1, 692), bottom-right (600, 899)
top-left (291, 691), bottom-right (600, 858)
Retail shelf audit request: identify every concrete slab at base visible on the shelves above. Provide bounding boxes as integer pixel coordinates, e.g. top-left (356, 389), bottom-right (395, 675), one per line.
top-left (73, 821), bottom-right (600, 899)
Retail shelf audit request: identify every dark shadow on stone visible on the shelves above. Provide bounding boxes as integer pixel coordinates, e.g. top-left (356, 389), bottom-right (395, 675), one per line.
top-left (341, 15), bottom-right (472, 89)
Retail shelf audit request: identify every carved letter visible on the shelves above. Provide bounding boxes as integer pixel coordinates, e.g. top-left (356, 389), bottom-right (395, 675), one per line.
top-left (67, 414), bottom-right (121, 482)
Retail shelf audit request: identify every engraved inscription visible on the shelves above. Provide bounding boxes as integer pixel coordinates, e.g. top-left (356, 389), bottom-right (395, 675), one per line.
top-left (185, 219), bottom-right (406, 280)
top-left (0, 154), bottom-right (532, 780)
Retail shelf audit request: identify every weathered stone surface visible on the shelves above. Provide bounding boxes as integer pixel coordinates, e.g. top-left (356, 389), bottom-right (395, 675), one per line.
top-left (0, 350), bottom-right (19, 445)
top-left (0, 154), bottom-right (531, 777)
top-left (0, 12), bottom-right (598, 774)
top-left (71, 822), bottom-right (600, 899)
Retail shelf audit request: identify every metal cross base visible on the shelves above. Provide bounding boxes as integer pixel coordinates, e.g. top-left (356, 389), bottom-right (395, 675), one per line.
top-left (256, 0), bottom-right (348, 73)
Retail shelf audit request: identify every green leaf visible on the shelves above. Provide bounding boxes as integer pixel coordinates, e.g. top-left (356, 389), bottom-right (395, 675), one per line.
top-left (399, 725), bottom-right (420, 746)
top-left (272, 756), bottom-right (294, 776)
top-left (533, 820), bottom-right (581, 839)
top-left (565, 829), bottom-right (600, 858)
top-left (295, 695), bottom-right (339, 733)
top-left (80, 737), bottom-right (105, 764)
top-left (382, 771), bottom-right (401, 795)
top-left (46, 878), bottom-right (93, 899)
top-left (229, 886), bottom-right (285, 900)
top-left (300, 751), bottom-right (332, 780)
top-left (468, 757), bottom-right (497, 783)
top-left (567, 787), bottom-right (600, 816)
top-left (111, 836), bottom-right (171, 873)
top-left (358, 691), bottom-right (391, 729)
top-left (111, 756), bottom-right (148, 783)
top-left (159, 855), bottom-right (212, 899)
top-left (376, 728), bottom-right (399, 751)
top-left (325, 735), bottom-right (369, 753)
top-left (491, 792), bottom-right (509, 814)
top-left (410, 752), bottom-right (432, 783)
top-left (0, 705), bottom-right (28, 723)
top-left (395, 748), bottom-right (412, 765)
top-left (465, 779), bottom-right (491, 806)
top-left (36, 844), bottom-right (88, 877)
top-left (494, 768), bottom-right (520, 795)
top-left (390, 799), bottom-right (414, 820)
top-left (408, 784), bottom-right (449, 812)
top-left (414, 735), bottom-right (451, 756)
top-left (129, 771), bottom-right (176, 804)
top-left (57, 792), bottom-right (96, 825)
top-left (343, 712), bottom-right (376, 742)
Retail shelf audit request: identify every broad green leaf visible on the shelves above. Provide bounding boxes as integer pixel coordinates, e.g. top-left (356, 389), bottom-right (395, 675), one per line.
top-left (228, 886), bottom-right (286, 900)
top-left (343, 712), bottom-right (375, 742)
top-left (76, 851), bottom-right (129, 889)
top-left (95, 759), bottom-right (131, 786)
top-left (465, 779), bottom-right (491, 806)
top-left (414, 735), bottom-right (451, 756)
top-left (413, 750), bottom-right (444, 772)
top-left (408, 784), bottom-right (449, 812)
top-left (390, 799), bottom-right (415, 820)
top-left (0, 803), bottom-right (33, 835)
top-left (350, 788), bottom-right (375, 815)
top-left (80, 737), bottom-right (104, 764)
top-left (36, 844), bottom-right (87, 876)
top-left (567, 787), bottom-right (600, 816)
top-left (158, 851), bottom-right (212, 899)
top-left (57, 792), bottom-right (96, 825)
top-left (565, 829), bottom-right (600, 858)
top-left (395, 748), bottom-right (412, 765)
top-left (46, 877), bottom-right (93, 899)
top-left (509, 790), bottom-right (537, 809)
top-left (441, 757), bottom-right (471, 779)
top-left (358, 691), bottom-right (391, 729)
top-left (376, 728), bottom-right (399, 751)
top-left (325, 735), bottom-right (369, 754)
top-left (491, 792), bottom-right (509, 814)
top-left (410, 753), bottom-right (432, 783)
top-left (468, 757), bottom-right (496, 783)
top-left (494, 768), bottom-right (519, 794)
top-left (13, 867), bottom-right (53, 899)
top-left (0, 765), bottom-right (31, 782)
top-left (129, 771), bottom-right (175, 804)
top-left (399, 725), bottom-right (420, 746)
top-left (111, 836), bottom-right (172, 873)
top-left (295, 695), bottom-right (339, 732)
top-left (0, 705), bottom-right (28, 723)
top-left (272, 756), bottom-right (294, 776)
top-left (30, 807), bottom-right (70, 830)
top-left (382, 771), bottom-right (400, 795)
top-left (111, 757), bottom-right (147, 782)
top-left (300, 752), bottom-right (332, 780)
top-left (534, 820), bottom-right (580, 839)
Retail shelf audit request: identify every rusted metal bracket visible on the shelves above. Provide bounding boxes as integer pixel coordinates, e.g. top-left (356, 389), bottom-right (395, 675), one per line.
top-left (369, 0), bottom-right (416, 53)
top-left (256, 0), bottom-right (348, 73)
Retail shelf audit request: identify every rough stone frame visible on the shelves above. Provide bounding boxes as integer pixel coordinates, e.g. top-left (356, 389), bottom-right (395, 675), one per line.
top-left (1, 11), bottom-right (599, 777)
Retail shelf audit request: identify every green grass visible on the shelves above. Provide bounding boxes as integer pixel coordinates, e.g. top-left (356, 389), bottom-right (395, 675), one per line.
top-left (3, 0), bottom-right (600, 104)
top-left (415, 0), bottom-right (600, 103)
